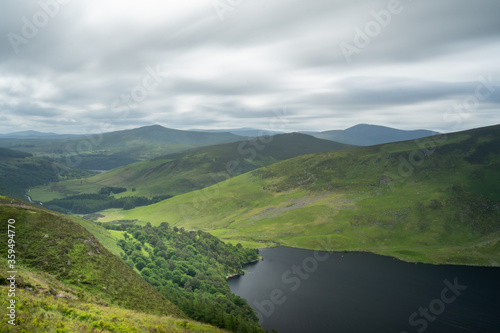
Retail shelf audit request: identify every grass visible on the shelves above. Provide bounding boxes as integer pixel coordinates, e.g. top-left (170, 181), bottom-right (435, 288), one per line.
top-left (0, 286), bottom-right (228, 333)
top-left (30, 133), bottom-right (355, 201)
top-left (95, 125), bottom-right (500, 266)
top-left (69, 216), bottom-right (124, 258)
top-left (0, 198), bottom-right (184, 318)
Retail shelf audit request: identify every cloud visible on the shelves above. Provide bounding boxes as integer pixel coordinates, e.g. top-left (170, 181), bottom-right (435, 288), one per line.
top-left (0, 0), bottom-right (499, 134)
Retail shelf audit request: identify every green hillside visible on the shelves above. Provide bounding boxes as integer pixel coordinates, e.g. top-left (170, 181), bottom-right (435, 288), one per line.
top-left (0, 147), bottom-right (94, 199)
top-left (31, 133), bottom-right (355, 201)
top-left (0, 197), bottom-right (264, 332)
top-left (100, 223), bottom-right (263, 332)
top-left (0, 282), bottom-right (227, 333)
top-left (0, 125), bottom-right (243, 170)
top-left (96, 125), bottom-right (500, 266)
top-left (0, 196), bottom-right (183, 317)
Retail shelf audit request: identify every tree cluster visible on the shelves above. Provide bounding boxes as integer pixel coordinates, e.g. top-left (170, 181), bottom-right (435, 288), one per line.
top-left (113, 223), bottom-right (263, 332)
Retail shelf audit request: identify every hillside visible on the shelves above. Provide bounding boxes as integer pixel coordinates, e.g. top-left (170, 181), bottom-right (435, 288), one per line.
top-left (0, 147), bottom-right (94, 199)
top-left (31, 133), bottom-right (355, 202)
top-left (0, 197), bottom-right (264, 332)
top-left (0, 196), bottom-right (183, 317)
top-left (0, 281), bottom-right (227, 333)
top-left (306, 124), bottom-right (438, 146)
top-left (0, 125), bottom-right (243, 170)
top-left (99, 223), bottom-right (263, 332)
top-left (96, 125), bottom-right (500, 266)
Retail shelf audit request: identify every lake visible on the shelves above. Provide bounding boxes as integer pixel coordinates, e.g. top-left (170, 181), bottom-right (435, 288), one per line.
top-left (227, 247), bottom-right (500, 333)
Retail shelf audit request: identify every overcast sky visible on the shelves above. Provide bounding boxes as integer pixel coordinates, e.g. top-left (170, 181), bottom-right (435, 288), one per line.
top-left (1, 0), bottom-right (499, 134)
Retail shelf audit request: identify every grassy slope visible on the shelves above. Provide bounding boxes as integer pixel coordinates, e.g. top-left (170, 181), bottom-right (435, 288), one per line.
top-left (31, 133), bottom-right (355, 200)
top-left (0, 196), bottom-right (184, 319)
top-left (0, 285), bottom-right (227, 333)
top-left (96, 125), bottom-right (500, 266)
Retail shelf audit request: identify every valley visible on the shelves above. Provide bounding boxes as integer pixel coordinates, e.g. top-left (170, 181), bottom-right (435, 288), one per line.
top-left (1, 123), bottom-right (499, 332)
top-left (89, 125), bottom-right (500, 265)
top-left (3, 2), bottom-right (499, 331)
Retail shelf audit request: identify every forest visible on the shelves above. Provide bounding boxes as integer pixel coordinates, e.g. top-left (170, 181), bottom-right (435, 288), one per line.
top-left (44, 190), bottom-right (173, 214)
top-left (102, 222), bottom-right (264, 332)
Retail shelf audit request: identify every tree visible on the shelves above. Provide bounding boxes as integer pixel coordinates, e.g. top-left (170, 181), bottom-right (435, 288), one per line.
top-left (135, 257), bottom-right (147, 271)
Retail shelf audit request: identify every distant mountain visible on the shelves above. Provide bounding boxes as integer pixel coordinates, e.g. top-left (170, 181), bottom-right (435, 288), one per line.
top-left (0, 125), bottom-right (244, 170)
top-left (190, 127), bottom-right (285, 137)
top-left (304, 124), bottom-right (439, 146)
top-left (32, 133), bottom-right (355, 200)
top-left (100, 125), bottom-right (241, 146)
top-left (0, 130), bottom-right (82, 139)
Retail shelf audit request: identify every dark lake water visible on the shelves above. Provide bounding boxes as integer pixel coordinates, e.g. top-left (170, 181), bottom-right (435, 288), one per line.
top-left (227, 247), bottom-right (500, 333)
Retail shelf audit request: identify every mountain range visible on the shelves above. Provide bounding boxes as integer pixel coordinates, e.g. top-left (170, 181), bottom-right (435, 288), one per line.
top-left (0, 125), bottom-right (244, 170)
top-left (1, 122), bottom-right (499, 333)
top-left (94, 124), bottom-right (500, 266)
top-left (0, 130), bottom-right (82, 139)
top-left (31, 133), bottom-right (355, 201)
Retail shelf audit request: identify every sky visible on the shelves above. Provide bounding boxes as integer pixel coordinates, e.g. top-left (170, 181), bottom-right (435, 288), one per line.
top-left (0, 0), bottom-right (499, 135)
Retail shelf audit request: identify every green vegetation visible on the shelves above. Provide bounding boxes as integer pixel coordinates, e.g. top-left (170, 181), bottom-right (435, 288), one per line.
top-left (44, 192), bottom-right (173, 214)
top-left (0, 147), bottom-right (94, 199)
top-left (0, 125), bottom-right (243, 170)
top-left (0, 196), bottom-right (265, 331)
top-left (0, 284), bottom-right (227, 332)
top-left (97, 222), bottom-right (262, 332)
top-left (96, 125), bottom-right (500, 266)
top-left (31, 133), bottom-right (355, 200)
top-left (0, 197), bottom-right (183, 318)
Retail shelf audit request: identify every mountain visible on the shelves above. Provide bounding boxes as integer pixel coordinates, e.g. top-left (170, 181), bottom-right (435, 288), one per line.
top-left (190, 128), bottom-right (285, 137)
top-left (96, 125), bottom-right (241, 146)
top-left (98, 124), bottom-right (500, 266)
top-left (0, 125), bottom-right (244, 170)
top-left (305, 124), bottom-right (439, 146)
top-left (0, 130), bottom-right (82, 139)
top-left (31, 133), bottom-right (356, 202)
top-left (0, 196), bottom-right (263, 332)
top-left (0, 147), bottom-right (94, 199)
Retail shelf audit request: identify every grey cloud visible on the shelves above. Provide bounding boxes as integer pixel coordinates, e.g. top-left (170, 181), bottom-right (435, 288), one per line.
top-left (0, 0), bottom-right (499, 134)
